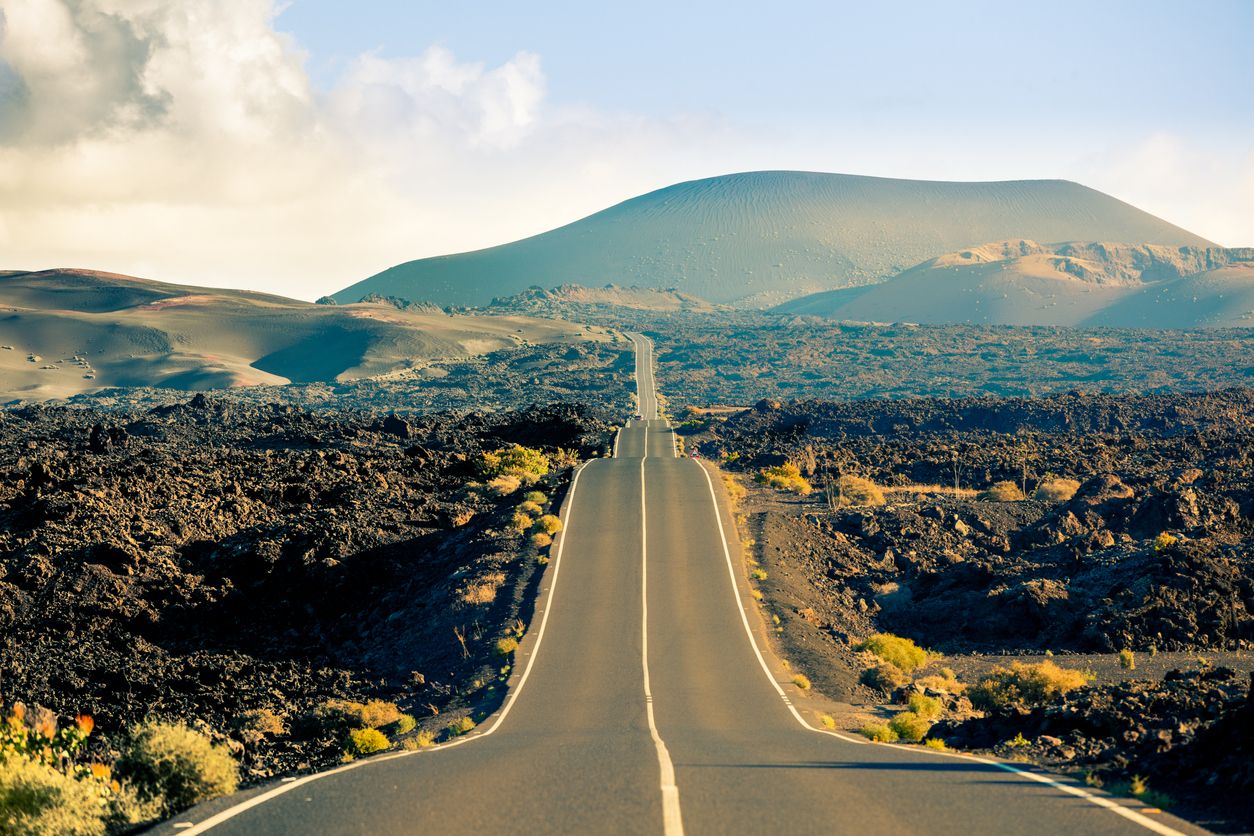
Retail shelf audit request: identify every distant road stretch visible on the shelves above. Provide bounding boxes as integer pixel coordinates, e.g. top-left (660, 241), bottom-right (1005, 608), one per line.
top-left (153, 336), bottom-right (1200, 835)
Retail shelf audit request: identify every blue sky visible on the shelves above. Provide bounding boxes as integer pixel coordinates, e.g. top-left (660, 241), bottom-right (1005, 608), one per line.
top-left (0, 0), bottom-right (1249, 296)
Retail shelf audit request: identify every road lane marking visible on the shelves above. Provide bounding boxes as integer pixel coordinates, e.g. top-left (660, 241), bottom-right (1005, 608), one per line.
top-left (170, 463), bottom-right (594, 834)
top-left (693, 461), bottom-right (1186, 835)
top-left (640, 430), bottom-right (685, 836)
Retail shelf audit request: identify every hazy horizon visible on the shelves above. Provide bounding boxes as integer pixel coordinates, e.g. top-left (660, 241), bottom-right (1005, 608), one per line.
top-left (1, 0), bottom-right (1250, 299)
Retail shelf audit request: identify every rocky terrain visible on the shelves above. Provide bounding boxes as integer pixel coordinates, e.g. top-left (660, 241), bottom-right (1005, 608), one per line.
top-left (0, 396), bottom-right (615, 782)
top-left (684, 389), bottom-right (1254, 829)
top-left (651, 317), bottom-right (1254, 402)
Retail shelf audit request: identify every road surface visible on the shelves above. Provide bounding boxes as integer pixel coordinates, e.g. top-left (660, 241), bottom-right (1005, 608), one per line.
top-left (157, 337), bottom-right (1200, 835)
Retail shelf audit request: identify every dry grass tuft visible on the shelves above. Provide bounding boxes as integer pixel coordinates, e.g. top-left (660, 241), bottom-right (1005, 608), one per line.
top-left (980, 480), bottom-right (1026, 501)
top-left (462, 572), bottom-right (506, 605)
top-left (1034, 477), bottom-right (1080, 502)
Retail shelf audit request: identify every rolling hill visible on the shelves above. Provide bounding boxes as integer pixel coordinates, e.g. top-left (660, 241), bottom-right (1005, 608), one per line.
top-left (773, 242), bottom-right (1254, 328)
top-left (334, 171), bottom-right (1215, 308)
top-left (0, 269), bottom-right (609, 402)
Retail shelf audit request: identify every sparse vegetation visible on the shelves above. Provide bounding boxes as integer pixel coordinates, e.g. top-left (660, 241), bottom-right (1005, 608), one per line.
top-left (523, 490), bottom-right (547, 505)
top-left (907, 693), bottom-right (943, 721)
top-left (792, 674), bottom-right (812, 691)
top-left (495, 637), bottom-right (519, 656)
top-left (478, 445), bottom-right (551, 485)
top-left (345, 728), bottom-right (390, 757)
top-left (117, 720), bottom-right (239, 817)
top-left (855, 633), bottom-right (933, 673)
top-left (980, 480), bottom-right (1026, 502)
top-left (517, 500), bottom-right (543, 515)
top-left (446, 717), bottom-right (476, 737)
top-left (462, 573), bottom-right (506, 605)
top-left (888, 711), bottom-right (931, 743)
top-left (818, 715), bottom-right (836, 730)
top-left (1119, 649), bottom-right (1136, 670)
top-left (1034, 477), bottom-right (1080, 502)
top-left (750, 567), bottom-right (768, 581)
top-left (833, 474), bottom-right (885, 507)
top-left (860, 662), bottom-right (909, 691)
top-left (923, 738), bottom-right (948, 751)
top-left (535, 514), bottom-right (563, 535)
top-left (1153, 531), bottom-right (1179, 552)
top-left (530, 532), bottom-right (553, 549)
top-left (858, 722), bottom-right (899, 743)
top-left (756, 462), bottom-right (813, 495)
top-left (0, 756), bottom-right (107, 836)
top-left (968, 661), bottom-right (1093, 712)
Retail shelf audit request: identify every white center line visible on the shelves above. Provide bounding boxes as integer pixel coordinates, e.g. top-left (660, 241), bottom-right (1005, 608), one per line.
top-left (640, 423), bottom-right (685, 836)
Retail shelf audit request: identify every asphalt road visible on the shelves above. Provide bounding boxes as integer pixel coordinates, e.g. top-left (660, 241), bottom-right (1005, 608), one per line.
top-left (157, 337), bottom-right (1202, 836)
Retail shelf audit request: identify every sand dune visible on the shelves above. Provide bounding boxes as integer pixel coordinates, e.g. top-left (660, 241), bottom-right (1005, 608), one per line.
top-left (774, 242), bottom-right (1254, 328)
top-left (334, 171), bottom-right (1214, 307)
top-left (0, 269), bottom-right (609, 402)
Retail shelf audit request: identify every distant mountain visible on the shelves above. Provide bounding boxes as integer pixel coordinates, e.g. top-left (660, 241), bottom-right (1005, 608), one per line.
top-left (334, 171), bottom-right (1214, 307)
top-left (774, 242), bottom-right (1254, 328)
top-left (0, 269), bottom-right (605, 402)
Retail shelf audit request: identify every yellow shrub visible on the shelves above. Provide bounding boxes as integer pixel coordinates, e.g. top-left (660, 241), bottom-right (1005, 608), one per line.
top-left (117, 721), bottom-right (239, 817)
top-left (792, 674), bottom-right (812, 691)
top-left (478, 445), bottom-right (550, 484)
top-left (495, 637), bottom-right (518, 656)
top-left (907, 693), bottom-right (943, 721)
top-left (856, 633), bottom-right (933, 673)
top-left (511, 511), bottom-right (534, 534)
top-left (345, 728), bottom-right (390, 757)
top-left (861, 662), bottom-right (909, 691)
top-left (968, 661), bottom-right (1093, 712)
top-left (859, 723), bottom-right (898, 743)
top-left (980, 481), bottom-right (1026, 501)
top-left (530, 532), bottom-right (552, 549)
top-left (535, 514), bottom-right (563, 535)
top-left (834, 475), bottom-right (885, 506)
top-left (1034, 478), bottom-right (1080, 502)
top-left (447, 717), bottom-right (476, 737)
top-left (756, 462), bottom-right (813, 495)
top-left (1153, 532), bottom-right (1179, 552)
top-left (0, 757), bottom-right (106, 836)
top-left (523, 490), bottom-right (547, 504)
top-left (889, 711), bottom-right (931, 742)
top-left (517, 500), bottom-right (543, 515)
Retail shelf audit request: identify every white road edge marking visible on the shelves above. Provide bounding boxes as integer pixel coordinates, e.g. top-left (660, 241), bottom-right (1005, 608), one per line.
top-left (641, 428), bottom-right (685, 836)
top-left (171, 462), bottom-right (594, 835)
top-left (693, 461), bottom-right (1185, 836)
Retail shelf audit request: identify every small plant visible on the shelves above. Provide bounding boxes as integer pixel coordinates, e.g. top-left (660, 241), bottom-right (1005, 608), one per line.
top-left (858, 723), bottom-right (899, 743)
top-left (855, 633), bottom-right (933, 673)
top-left (462, 572), bottom-right (505, 605)
top-left (756, 462), bottom-right (813, 495)
top-left (0, 756), bottom-right (107, 835)
top-left (749, 588), bottom-right (763, 601)
top-left (523, 490), bottom-right (547, 505)
top-left (818, 715), bottom-right (836, 730)
top-left (914, 670), bottom-right (964, 694)
top-left (446, 717), bottom-right (476, 737)
top-left (750, 568), bottom-right (768, 581)
top-left (861, 662), bottom-right (909, 691)
top-left (888, 711), bottom-right (930, 742)
top-left (792, 674), bottom-right (812, 691)
top-left (907, 693), bottom-right (943, 721)
top-left (117, 720), bottom-right (239, 817)
top-left (495, 637), bottom-right (519, 656)
top-left (487, 474), bottom-right (522, 496)
top-left (478, 445), bottom-right (550, 484)
top-left (1152, 532), bottom-right (1179, 552)
top-left (923, 738), bottom-right (948, 751)
top-left (517, 500), bottom-right (543, 516)
top-left (345, 728), bottom-right (390, 757)
top-left (1004, 732), bottom-right (1030, 748)
top-left (393, 715), bottom-right (417, 736)
top-left (511, 510), bottom-right (535, 534)
top-left (833, 475), bottom-right (884, 507)
top-left (968, 660), bottom-right (1093, 712)
top-left (530, 532), bottom-right (553, 549)
top-left (1119, 649), bottom-right (1136, 670)
top-left (1034, 478), bottom-right (1080, 502)
top-left (980, 480), bottom-right (1026, 501)
top-left (534, 514), bottom-right (563, 535)
top-left (236, 708), bottom-right (286, 737)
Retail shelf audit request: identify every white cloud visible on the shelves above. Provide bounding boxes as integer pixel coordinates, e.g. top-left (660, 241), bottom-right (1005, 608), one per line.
top-left (0, 1), bottom-right (1249, 301)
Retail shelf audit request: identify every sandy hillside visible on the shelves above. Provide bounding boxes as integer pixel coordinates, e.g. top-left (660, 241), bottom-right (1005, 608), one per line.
top-left (775, 241), bottom-right (1254, 327)
top-left (334, 171), bottom-right (1214, 307)
top-left (0, 269), bottom-right (610, 402)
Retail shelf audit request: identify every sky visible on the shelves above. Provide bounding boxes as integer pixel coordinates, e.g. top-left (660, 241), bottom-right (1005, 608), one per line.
top-left (0, 0), bottom-right (1250, 299)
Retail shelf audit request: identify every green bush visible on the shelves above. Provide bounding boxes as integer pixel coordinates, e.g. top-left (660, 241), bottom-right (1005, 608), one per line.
top-left (523, 490), bottom-right (547, 505)
top-left (968, 661), bottom-right (1093, 712)
top-left (856, 633), bottom-right (933, 673)
top-left (907, 693), bottom-right (943, 721)
top-left (980, 480), bottom-right (1025, 501)
top-left (1119, 649), bottom-right (1136, 670)
top-left (116, 721), bottom-right (238, 817)
top-left (446, 717), bottom-right (476, 737)
top-left (393, 715), bottom-right (417, 736)
top-left (517, 500), bottom-right (543, 516)
top-left (860, 662), bottom-right (909, 691)
top-left (0, 756), bottom-right (106, 836)
top-left (858, 723), bottom-right (898, 743)
top-left (345, 728), bottom-right (390, 757)
top-left (534, 514), bottom-right (563, 535)
top-left (478, 445), bottom-right (550, 484)
top-left (889, 711), bottom-right (931, 742)
top-left (1034, 478), bottom-right (1080, 502)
